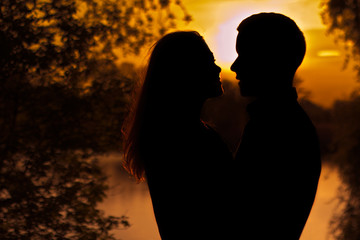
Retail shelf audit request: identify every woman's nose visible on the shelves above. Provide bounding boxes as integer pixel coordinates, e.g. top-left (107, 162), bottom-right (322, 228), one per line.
top-left (216, 64), bottom-right (221, 73)
top-left (230, 57), bottom-right (239, 72)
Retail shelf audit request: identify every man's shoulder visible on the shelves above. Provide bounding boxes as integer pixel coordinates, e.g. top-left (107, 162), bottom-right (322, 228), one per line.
top-left (265, 102), bottom-right (316, 130)
top-left (243, 103), bottom-right (318, 144)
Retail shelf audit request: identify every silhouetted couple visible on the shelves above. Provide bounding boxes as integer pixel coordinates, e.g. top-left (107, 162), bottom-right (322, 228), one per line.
top-left (123, 12), bottom-right (321, 240)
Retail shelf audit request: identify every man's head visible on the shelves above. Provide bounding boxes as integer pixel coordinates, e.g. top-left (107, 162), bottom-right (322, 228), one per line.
top-left (230, 12), bottom-right (306, 97)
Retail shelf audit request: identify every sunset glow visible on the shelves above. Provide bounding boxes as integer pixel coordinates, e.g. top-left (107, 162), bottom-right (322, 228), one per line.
top-left (98, 1), bottom-right (357, 240)
top-left (169, 0), bottom-right (360, 108)
top-left (169, 2), bottom-right (351, 240)
top-left (213, 13), bottom-right (253, 67)
top-left (5, 0), bottom-right (358, 239)
top-left (317, 50), bottom-right (341, 57)
top-left (114, 1), bottom-right (357, 240)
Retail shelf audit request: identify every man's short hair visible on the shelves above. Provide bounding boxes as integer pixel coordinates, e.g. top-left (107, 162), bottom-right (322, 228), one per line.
top-left (237, 12), bottom-right (306, 74)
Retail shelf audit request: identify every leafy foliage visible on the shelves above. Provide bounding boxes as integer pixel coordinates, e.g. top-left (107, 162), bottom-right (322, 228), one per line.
top-left (0, 0), bottom-right (190, 88)
top-left (321, 0), bottom-right (360, 78)
top-left (0, 67), bottom-right (133, 239)
top-left (327, 95), bottom-right (360, 240)
top-left (0, 0), bottom-right (189, 239)
top-left (321, 1), bottom-right (360, 239)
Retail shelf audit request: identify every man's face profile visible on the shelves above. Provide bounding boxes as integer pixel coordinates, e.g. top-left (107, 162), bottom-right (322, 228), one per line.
top-left (231, 31), bottom-right (268, 97)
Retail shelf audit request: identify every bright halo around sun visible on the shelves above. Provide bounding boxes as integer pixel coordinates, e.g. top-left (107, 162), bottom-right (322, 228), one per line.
top-left (214, 16), bottom-right (242, 70)
top-left (213, 13), bottom-right (254, 71)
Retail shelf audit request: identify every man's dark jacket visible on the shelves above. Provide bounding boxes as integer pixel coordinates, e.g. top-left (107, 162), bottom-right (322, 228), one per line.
top-left (234, 88), bottom-right (321, 239)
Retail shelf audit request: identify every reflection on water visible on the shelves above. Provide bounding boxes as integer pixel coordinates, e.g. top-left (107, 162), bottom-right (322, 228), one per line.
top-left (99, 154), bottom-right (340, 240)
top-left (300, 164), bottom-right (340, 240)
top-left (98, 153), bottom-right (160, 240)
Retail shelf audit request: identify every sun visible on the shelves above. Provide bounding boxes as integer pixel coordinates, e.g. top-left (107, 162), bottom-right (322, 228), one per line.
top-left (207, 2), bottom-right (303, 72)
top-left (211, 10), bottom-right (278, 71)
top-left (211, 14), bottom-right (250, 71)
top-left (210, 12), bottom-right (309, 72)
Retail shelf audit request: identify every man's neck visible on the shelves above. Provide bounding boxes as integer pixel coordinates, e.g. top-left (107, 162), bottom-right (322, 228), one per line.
top-left (254, 86), bottom-right (297, 101)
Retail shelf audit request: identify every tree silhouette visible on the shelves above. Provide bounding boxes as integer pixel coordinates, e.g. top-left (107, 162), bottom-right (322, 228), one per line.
top-left (321, 1), bottom-right (360, 239)
top-left (0, 0), bottom-right (191, 88)
top-left (327, 96), bottom-right (360, 240)
top-left (0, 0), bottom-right (190, 239)
top-left (321, 0), bottom-right (360, 78)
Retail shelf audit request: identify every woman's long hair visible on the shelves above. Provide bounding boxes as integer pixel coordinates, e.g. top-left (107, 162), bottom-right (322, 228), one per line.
top-left (122, 31), bottom-right (208, 181)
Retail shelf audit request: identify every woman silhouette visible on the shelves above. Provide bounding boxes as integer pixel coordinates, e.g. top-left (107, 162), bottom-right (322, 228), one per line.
top-left (123, 31), bottom-right (233, 240)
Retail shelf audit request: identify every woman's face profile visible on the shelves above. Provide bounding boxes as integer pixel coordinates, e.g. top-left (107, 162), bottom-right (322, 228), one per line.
top-left (150, 32), bottom-right (222, 101)
top-left (188, 42), bottom-right (222, 99)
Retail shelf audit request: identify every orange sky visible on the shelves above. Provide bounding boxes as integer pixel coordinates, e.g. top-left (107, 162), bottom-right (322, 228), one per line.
top-left (169, 0), bottom-right (360, 108)
top-left (108, 3), bottom-right (348, 240)
top-left (170, 3), bottom-right (344, 240)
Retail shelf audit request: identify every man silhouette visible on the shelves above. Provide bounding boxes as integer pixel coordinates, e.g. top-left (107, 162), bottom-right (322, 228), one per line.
top-left (230, 13), bottom-right (321, 239)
